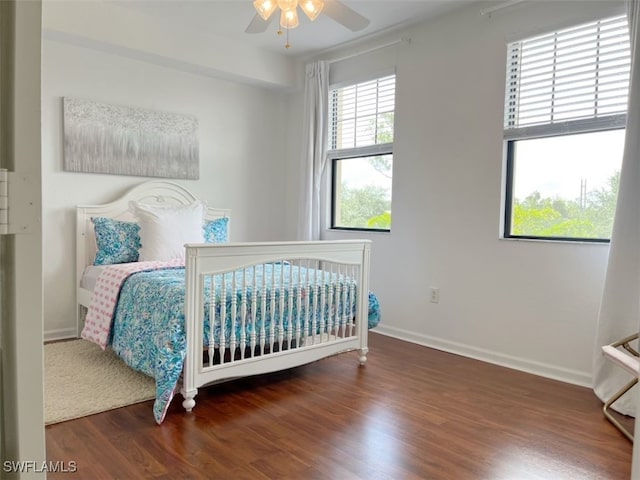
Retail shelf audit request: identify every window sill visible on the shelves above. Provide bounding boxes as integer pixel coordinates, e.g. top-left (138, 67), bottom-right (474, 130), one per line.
top-left (326, 228), bottom-right (392, 236)
top-left (499, 236), bottom-right (610, 246)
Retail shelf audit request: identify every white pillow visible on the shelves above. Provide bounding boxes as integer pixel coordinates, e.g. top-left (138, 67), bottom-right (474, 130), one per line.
top-left (130, 201), bottom-right (205, 262)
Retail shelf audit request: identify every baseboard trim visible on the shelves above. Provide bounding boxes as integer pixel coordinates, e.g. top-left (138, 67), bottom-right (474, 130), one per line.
top-left (44, 325), bottom-right (593, 387)
top-left (44, 328), bottom-right (78, 343)
top-left (372, 325), bottom-right (592, 388)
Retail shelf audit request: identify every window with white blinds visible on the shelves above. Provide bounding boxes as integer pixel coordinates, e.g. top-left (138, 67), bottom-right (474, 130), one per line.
top-left (502, 15), bottom-right (630, 242)
top-left (328, 74), bottom-right (395, 231)
top-left (329, 75), bottom-right (395, 151)
top-left (504, 15), bottom-right (630, 140)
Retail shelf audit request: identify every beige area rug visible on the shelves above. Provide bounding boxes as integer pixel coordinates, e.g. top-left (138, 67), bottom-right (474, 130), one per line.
top-left (44, 339), bottom-right (155, 425)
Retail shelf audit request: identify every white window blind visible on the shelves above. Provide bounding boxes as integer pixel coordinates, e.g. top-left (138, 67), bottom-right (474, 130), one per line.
top-left (329, 75), bottom-right (396, 151)
top-left (504, 15), bottom-right (630, 140)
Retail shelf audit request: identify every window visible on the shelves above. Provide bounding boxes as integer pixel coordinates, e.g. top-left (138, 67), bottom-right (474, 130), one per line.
top-left (503, 15), bottom-right (630, 242)
top-left (329, 74), bottom-right (395, 231)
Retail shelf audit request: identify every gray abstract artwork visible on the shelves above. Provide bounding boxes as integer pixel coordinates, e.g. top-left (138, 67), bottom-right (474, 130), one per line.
top-left (63, 98), bottom-right (199, 179)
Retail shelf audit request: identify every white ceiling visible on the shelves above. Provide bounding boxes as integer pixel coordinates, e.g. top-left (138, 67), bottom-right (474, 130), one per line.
top-left (113, 0), bottom-right (478, 57)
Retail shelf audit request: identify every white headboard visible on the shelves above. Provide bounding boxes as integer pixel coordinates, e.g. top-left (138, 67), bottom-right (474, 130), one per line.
top-left (76, 180), bottom-right (231, 294)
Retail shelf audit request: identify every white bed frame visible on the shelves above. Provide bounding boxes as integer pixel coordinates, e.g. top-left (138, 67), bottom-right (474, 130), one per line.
top-left (77, 180), bottom-right (371, 415)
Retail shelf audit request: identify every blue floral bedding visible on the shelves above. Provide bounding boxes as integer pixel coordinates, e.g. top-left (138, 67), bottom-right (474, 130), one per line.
top-left (109, 264), bottom-right (381, 424)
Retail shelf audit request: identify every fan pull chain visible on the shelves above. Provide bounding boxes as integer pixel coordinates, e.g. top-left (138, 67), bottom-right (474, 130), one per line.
top-left (276, 27), bottom-right (292, 49)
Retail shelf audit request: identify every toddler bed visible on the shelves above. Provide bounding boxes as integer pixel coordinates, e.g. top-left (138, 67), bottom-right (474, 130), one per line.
top-left (76, 181), bottom-right (379, 423)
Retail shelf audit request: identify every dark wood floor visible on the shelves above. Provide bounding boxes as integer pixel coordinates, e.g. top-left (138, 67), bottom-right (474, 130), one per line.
top-left (46, 333), bottom-right (632, 479)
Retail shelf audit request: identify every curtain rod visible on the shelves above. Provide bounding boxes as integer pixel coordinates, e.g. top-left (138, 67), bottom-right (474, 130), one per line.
top-left (480, 0), bottom-right (526, 17)
top-left (326, 37), bottom-right (411, 64)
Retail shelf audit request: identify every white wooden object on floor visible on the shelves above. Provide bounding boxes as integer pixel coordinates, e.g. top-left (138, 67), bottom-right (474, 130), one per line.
top-left (76, 180), bottom-right (371, 415)
top-left (601, 333), bottom-right (640, 442)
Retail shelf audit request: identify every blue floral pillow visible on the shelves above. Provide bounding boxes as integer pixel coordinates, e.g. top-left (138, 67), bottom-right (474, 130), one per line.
top-left (203, 217), bottom-right (229, 243)
top-left (92, 217), bottom-right (141, 265)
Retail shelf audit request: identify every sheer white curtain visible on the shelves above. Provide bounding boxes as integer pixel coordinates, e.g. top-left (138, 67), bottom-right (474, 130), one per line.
top-left (297, 61), bottom-right (329, 241)
top-left (593, 0), bottom-right (640, 416)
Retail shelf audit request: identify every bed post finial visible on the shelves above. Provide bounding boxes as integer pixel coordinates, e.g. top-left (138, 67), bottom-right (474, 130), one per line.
top-left (181, 388), bottom-right (197, 412)
top-left (358, 348), bottom-right (369, 366)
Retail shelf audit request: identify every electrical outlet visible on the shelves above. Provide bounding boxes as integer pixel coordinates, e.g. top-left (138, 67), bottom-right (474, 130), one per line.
top-left (430, 287), bottom-right (439, 304)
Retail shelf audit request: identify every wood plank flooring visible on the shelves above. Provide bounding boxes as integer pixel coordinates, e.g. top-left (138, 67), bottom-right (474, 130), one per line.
top-left (46, 333), bottom-right (632, 479)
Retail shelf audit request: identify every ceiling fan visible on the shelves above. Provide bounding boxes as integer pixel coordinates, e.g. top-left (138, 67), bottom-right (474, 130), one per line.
top-left (246, 0), bottom-right (370, 45)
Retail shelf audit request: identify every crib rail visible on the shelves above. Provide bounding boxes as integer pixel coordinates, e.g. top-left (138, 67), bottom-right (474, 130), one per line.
top-left (181, 240), bottom-right (371, 412)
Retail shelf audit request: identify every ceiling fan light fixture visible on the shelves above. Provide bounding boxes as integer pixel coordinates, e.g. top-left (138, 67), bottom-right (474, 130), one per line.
top-left (253, 0), bottom-right (278, 20)
top-left (300, 0), bottom-right (324, 21)
top-left (247, 0), bottom-right (371, 49)
top-left (280, 7), bottom-right (299, 29)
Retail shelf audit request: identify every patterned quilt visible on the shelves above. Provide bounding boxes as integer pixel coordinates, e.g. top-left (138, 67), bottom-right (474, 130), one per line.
top-left (98, 264), bottom-right (381, 424)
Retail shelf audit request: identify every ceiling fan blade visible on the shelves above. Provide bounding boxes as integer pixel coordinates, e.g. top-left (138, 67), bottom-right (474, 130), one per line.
top-left (322, 0), bottom-right (370, 32)
top-left (245, 12), bottom-right (273, 34)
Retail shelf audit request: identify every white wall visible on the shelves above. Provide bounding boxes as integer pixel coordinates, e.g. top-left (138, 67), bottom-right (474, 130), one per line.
top-left (42, 39), bottom-right (289, 339)
top-left (285, 0), bottom-right (626, 386)
top-left (43, 0), bottom-right (299, 90)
